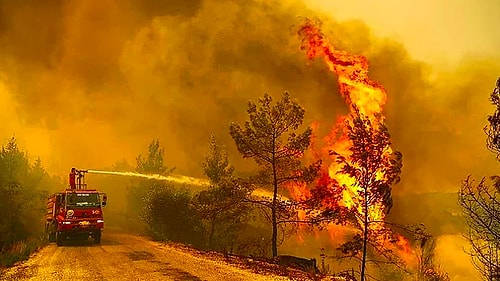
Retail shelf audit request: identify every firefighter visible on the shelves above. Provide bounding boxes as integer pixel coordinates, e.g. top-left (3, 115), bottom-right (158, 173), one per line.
top-left (69, 168), bottom-right (76, 189)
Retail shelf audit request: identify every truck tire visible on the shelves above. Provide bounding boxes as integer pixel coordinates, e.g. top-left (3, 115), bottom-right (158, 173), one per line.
top-left (56, 232), bottom-right (64, 246)
top-left (48, 231), bottom-right (56, 242)
top-left (94, 231), bottom-right (101, 244)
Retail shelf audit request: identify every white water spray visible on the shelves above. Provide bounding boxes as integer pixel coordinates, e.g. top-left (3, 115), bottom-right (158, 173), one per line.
top-left (86, 169), bottom-right (281, 200)
top-left (87, 170), bottom-right (210, 186)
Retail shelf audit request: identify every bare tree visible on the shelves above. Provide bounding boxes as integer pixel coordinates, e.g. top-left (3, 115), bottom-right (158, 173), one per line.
top-left (459, 177), bottom-right (500, 280)
top-left (458, 78), bottom-right (500, 280)
top-left (412, 225), bottom-right (450, 281)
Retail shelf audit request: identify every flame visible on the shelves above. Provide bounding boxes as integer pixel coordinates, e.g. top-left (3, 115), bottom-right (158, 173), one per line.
top-left (297, 19), bottom-right (389, 228)
top-left (293, 19), bottom-right (412, 266)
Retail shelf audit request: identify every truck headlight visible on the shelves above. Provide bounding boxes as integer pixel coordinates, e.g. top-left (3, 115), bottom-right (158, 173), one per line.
top-left (97, 219), bottom-right (104, 223)
top-left (62, 221), bottom-right (71, 225)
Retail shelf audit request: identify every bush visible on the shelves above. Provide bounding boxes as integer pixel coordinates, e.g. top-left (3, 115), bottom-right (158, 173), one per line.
top-left (0, 236), bottom-right (46, 268)
top-left (142, 183), bottom-right (204, 248)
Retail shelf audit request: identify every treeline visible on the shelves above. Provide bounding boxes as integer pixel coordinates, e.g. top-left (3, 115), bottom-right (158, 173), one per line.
top-left (128, 93), bottom-right (449, 281)
top-left (128, 93), bottom-right (316, 258)
top-left (0, 137), bottom-right (64, 267)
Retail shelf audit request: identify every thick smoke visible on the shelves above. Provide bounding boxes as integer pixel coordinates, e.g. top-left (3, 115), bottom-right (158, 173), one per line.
top-left (0, 0), bottom-right (498, 192)
top-left (1, 0), bottom-right (498, 278)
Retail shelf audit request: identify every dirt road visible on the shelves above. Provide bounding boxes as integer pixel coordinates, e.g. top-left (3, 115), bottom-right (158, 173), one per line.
top-left (0, 231), bottom-right (290, 281)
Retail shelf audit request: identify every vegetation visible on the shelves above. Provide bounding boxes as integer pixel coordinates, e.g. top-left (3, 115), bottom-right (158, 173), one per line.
top-left (458, 77), bottom-right (500, 281)
top-left (191, 134), bottom-right (251, 251)
top-left (142, 183), bottom-right (204, 247)
top-left (127, 139), bottom-right (175, 233)
top-left (412, 225), bottom-right (450, 281)
top-left (0, 137), bottom-right (62, 268)
top-left (307, 108), bottom-right (402, 280)
top-left (229, 92), bottom-right (320, 257)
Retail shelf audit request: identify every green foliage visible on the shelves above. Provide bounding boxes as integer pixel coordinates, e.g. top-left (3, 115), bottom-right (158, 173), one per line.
top-left (0, 236), bottom-right (46, 268)
top-left (0, 137), bottom-right (59, 268)
top-left (142, 183), bottom-right (204, 247)
top-left (136, 139), bottom-right (174, 175)
top-left (229, 92), bottom-right (320, 257)
top-left (202, 134), bottom-right (234, 185)
top-left (127, 139), bottom-right (175, 233)
top-left (0, 137), bottom-right (49, 247)
top-left (229, 92), bottom-right (313, 174)
top-left (192, 135), bottom-right (251, 251)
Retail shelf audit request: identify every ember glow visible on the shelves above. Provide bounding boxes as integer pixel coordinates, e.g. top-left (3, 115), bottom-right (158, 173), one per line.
top-left (296, 19), bottom-right (414, 263)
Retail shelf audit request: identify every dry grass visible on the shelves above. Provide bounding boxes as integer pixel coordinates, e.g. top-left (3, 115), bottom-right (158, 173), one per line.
top-left (0, 237), bottom-right (46, 269)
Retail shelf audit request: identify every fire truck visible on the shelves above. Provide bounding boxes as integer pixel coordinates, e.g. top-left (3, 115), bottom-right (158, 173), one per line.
top-left (45, 168), bottom-right (107, 246)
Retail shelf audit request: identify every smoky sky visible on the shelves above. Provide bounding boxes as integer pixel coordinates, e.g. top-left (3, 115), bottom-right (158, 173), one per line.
top-left (0, 0), bottom-right (498, 195)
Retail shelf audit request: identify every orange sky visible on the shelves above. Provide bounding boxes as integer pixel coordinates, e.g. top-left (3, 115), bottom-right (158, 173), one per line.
top-left (305, 0), bottom-right (500, 64)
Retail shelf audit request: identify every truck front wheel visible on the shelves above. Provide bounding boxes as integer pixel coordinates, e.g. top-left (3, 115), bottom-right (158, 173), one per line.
top-left (93, 231), bottom-right (101, 244)
top-left (48, 231), bottom-right (56, 242)
top-left (56, 232), bottom-right (64, 246)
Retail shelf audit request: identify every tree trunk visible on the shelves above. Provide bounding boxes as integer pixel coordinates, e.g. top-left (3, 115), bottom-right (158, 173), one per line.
top-left (208, 219), bottom-right (216, 250)
top-left (360, 187), bottom-right (369, 281)
top-left (271, 136), bottom-right (278, 258)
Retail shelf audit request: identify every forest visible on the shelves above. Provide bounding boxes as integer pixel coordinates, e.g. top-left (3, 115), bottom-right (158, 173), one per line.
top-left (1, 80), bottom-right (499, 280)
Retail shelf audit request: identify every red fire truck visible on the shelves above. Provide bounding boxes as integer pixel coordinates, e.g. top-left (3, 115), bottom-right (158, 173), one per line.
top-left (45, 168), bottom-right (107, 246)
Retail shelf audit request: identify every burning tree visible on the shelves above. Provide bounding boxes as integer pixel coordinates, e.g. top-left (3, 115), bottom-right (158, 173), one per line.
top-left (229, 92), bottom-right (320, 257)
top-left (332, 110), bottom-right (403, 280)
top-left (297, 19), bottom-right (409, 280)
top-left (458, 78), bottom-right (500, 281)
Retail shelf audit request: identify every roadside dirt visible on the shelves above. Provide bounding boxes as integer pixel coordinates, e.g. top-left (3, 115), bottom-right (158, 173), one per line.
top-left (0, 230), bottom-right (302, 281)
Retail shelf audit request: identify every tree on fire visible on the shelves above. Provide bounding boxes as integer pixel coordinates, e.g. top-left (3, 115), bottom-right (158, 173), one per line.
top-left (458, 78), bottom-right (500, 281)
top-left (325, 109), bottom-right (402, 281)
top-left (191, 134), bottom-right (251, 251)
top-left (229, 92), bottom-right (320, 257)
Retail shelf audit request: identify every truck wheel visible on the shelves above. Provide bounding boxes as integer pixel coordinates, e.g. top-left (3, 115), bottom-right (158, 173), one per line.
top-left (48, 231), bottom-right (56, 242)
top-left (56, 232), bottom-right (64, 246)
top-left (94, 231), bottom-right (101, 244)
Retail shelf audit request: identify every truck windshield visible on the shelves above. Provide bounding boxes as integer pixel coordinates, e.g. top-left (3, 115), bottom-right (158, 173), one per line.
top-left (66, 193), bottom-right (100, 208)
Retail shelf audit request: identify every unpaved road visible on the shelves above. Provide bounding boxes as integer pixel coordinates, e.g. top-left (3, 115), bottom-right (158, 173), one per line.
top-left (0, 231), bottom-right (289, 281)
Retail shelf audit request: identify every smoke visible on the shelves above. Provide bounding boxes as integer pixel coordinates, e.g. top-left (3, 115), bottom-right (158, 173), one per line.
top-left (0, 0), bottom-right (497, 195)
top-left (1, 0), bottom-right (497, 277)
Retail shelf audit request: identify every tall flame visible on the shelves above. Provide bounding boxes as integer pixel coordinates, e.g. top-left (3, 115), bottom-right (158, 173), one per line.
top-left (298, 19), bottom-right (391, 228)
top-left (296, 19), bottom-right (414, 265)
